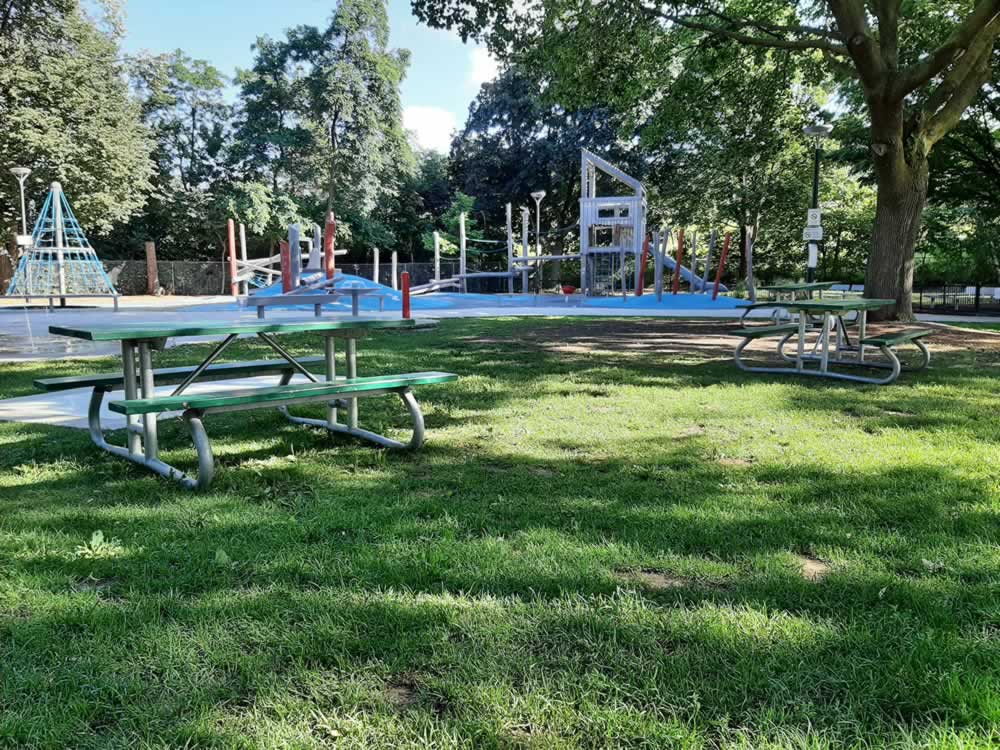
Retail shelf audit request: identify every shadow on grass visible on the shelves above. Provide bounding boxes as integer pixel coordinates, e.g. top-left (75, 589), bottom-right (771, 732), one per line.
top-left (1, 318), bottom-right (999, 747)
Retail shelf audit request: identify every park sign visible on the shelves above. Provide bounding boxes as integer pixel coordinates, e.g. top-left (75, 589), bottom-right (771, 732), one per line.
top-left (807, 209), bottom-right (822, 226)
top-left (803, 226), bottom-right (824, 241)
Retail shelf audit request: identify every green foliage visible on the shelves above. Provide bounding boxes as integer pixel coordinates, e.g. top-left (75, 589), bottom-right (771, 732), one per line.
top-left (0, 0), bottom-right (152, 235)
top-left (450, 65), bottom-right (640, 255)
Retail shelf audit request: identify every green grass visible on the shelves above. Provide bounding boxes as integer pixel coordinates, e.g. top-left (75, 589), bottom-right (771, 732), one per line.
top-left (1, 317), bottom-right (998, 749)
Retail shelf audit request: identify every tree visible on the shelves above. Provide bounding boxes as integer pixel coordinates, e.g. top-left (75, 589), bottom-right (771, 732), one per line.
top-left (111, 51), bottom-right (233, 259)
top-left (0, 0), bottom-right (72, 39)
top-left (450, 65), bottom-right (641, 248)
top-left (412, 0), bottom-right (1000, 319)
top-left (230, 0), bottom-right (413, 259)
top-left (0, 0), bottom-right (152, 236)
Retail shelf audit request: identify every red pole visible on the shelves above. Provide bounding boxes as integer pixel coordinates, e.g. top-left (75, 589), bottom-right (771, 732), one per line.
top-left (280, 240), bottom-right (292, 293)
top-left (401, 271), bottom-right (411, 319)
top-left (712, 232), bottom-right (732, 301)
top-left (324, 210), bottom-right (336, 280)
top-left (227, 219), bottom-right (239, 297)
top-left (672, 227), bottom-right (685, 294)
top-left (636, 234), bottom-right (650, 297)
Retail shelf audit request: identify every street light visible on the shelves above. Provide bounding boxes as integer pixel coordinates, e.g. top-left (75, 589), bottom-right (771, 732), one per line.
top-left (9, 166), bottom-right (31, 240)
top-left (802, 125), bottom-right (832, 282)
top-left (530, 190), bottom-right (546, 255)
top-left (530, 190), bottom-right (546, 293)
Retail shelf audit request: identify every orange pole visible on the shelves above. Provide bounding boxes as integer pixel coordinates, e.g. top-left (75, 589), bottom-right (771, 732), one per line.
top-left (324, 211), bottom-right (336, 280)
top-left (401, 271), bottom-right (411, 319)
top-left (280, 240), bottom-right (292, 293)
top-left (636, 234), bottom-right (650, 297)
top-left (227, 219), bottom-right (239, 296)
top-left (712, 232), bottom-right (732, 301)
top-left (672, 227), bottom-right (685, 294)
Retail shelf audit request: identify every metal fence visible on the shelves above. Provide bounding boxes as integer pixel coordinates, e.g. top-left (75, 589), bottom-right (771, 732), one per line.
top-left (99, 260), bottom-right (461, 297)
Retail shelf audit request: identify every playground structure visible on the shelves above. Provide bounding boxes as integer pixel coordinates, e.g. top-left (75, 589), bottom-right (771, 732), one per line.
top-left (6, 182), bottom-right (120, 307)
top-left (409, 149), bottom-right (733, 300)
top-left (227, 211), bottom-right (348, 297)
top-left (223, 148), bottom-right (745, 313)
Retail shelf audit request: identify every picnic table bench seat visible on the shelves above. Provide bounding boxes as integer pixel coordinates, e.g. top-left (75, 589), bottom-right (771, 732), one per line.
top-left (861, 329), bottom-right (934, 348)
top-left (107, 371), bottom-right (458, 490)
top-left (859, 329), bottom-right (934, 376)
top-left (108, 372), bottom-right (457, 415)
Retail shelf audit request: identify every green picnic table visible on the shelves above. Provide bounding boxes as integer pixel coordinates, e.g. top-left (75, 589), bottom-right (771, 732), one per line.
top-left (743, 281), bottom-right (840, 322)
top-left (38, 317), bottom-right (458, 490)
top-left (729, 298), bottom-right (934, 384)
top-left (758, 281), bottom-right (838, 298)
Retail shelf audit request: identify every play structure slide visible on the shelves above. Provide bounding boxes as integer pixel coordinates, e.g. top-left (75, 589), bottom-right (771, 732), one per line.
top-left (658, 252), bottom-right (727, 293)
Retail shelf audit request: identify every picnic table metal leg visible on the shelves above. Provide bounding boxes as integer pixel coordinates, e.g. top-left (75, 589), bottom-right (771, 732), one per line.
top-left (858, 310), bottom-right (867, 363)
top-left (347, 337), bottom-right (358, 429)
top-left (121, 341), bottom-right (142, 455)
top-left (796, 313), bottom-right (807, 372)
top-left (184, 410), bottom-right (215, 491)
top-left (820, 312), bottom-right (831, 373)
top-left (138, 342), bottom-right (159, 460)
top-left (325, 336), bottom-right (338, 425)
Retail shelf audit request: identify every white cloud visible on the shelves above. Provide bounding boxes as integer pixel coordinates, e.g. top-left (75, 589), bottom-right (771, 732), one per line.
top-left (466, 47), bottom-right (499, 91)
top-left (403, 106), bottom-right (458, 153)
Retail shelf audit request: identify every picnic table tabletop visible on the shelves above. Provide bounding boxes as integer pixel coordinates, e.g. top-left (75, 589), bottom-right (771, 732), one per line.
top-left (759, 281), bottom-right (839, 293)
top-left (49, 316), bottom-right (425, 342)
top-left (743, 298), bottom-right (894, 314)
top-left (761, 298), bottom-right (895, 314)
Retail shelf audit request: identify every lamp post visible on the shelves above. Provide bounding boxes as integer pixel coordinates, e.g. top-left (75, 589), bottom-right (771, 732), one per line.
top-left (802, 125), bottom-right (832, 282)
top-left (9, 166), bottom-right (31, 240)
top-left (530, 190), bottom-right (546, 292)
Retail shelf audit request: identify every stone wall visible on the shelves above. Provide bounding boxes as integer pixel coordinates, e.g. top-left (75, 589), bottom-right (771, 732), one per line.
top-left (103, 260), bottom-right (231, 296)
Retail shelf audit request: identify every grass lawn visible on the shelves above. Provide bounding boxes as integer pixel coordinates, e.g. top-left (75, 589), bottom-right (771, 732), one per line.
top-left (0, 317), bottom-right (998, 749)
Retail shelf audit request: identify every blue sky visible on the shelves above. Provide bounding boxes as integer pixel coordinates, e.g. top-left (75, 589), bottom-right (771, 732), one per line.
top-left (119, 0), bottom-right (497, 152)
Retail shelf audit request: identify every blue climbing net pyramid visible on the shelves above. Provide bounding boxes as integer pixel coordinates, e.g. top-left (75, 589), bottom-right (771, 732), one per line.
top-left (7, 182), bottom-right (118, 297)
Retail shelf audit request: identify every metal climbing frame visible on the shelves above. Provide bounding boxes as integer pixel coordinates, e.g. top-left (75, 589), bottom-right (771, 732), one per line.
top-left (7, 182), bottom-right (119, 300)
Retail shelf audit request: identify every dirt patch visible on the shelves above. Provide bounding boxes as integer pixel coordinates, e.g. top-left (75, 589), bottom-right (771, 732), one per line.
top-left (462, 319), bottom-right (738, 359)
top-left (623, 569), bottom-right (692, 590)
top-left (460, 318), bottom-right (1000, 360)
top-left (677, 425), bottom-right (707, 438)
top-left (719, 457), bottom-right (753, 468)
top-left (796, 554), bottom-right (831, 582)
top-left (385, 679), bottom-right (419, 709)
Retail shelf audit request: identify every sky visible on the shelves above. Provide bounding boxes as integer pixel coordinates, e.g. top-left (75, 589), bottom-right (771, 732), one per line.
top-left (118, 0), bottom-right (498, 153)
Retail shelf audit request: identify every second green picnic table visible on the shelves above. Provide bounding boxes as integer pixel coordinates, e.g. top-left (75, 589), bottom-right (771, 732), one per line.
top-left (37, 317), bottom-right (458, 490)
top-left (730, 298), bottom-right (932, 384)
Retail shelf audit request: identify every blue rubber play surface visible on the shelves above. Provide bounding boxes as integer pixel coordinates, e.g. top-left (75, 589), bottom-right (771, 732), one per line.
top-left (223, 273), bottom-right (748, 314)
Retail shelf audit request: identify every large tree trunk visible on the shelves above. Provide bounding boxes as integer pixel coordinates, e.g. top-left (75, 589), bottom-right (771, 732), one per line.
top-left (864, 147), bottom-right (929, 321)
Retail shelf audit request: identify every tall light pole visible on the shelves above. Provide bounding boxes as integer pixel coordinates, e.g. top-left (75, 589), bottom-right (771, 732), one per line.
top-left (530, 190), bottom-right (546, 254)
top-left (530, 190), bottom-right (546, 292)
top-left (9, 167), bottom-right (31, 241)
top-left (802, 125), bottom-right (832, 282)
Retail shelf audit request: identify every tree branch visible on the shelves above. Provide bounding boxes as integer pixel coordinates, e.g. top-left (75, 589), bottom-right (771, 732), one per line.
top-left (923, 18), bottom-right (1000, 118)
top-left (874, 0), bottom-right (900, 70)
top-left (895, 0), bottom-right (1000, 95)
top-left (925, 38), bottom-right (996, 147)
top-left (827, 0), bottom-right (886, 90)
top-left (648, 8), bottom-right (848, 55)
